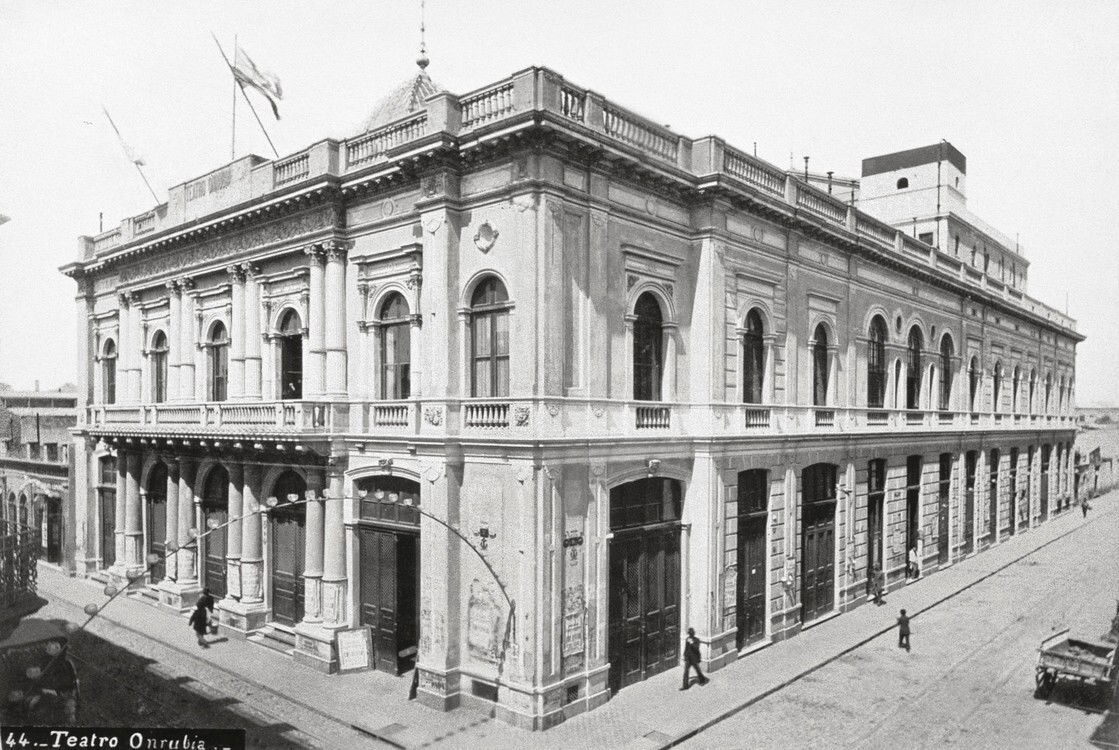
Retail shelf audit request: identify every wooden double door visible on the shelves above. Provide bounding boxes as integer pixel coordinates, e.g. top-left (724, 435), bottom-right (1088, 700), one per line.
top-left (201, 467), bottom-right (229, 598)
top-left (100, 491), bottom-right (116, 569)
top-left (358, 526), bottom-right (419, 674)
top-left (801, 464), bottom-right (837, 623)
top-left (608, 524), bottom-right (681, 691)
top-left (736, 469), bottom-right (768, 648)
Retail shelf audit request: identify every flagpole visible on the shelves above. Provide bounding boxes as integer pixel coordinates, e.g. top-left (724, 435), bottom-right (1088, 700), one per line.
top-left (102, 106), bottom-right (160, 204)
top-left (211, 33), bottom-right (279, 158)
top-left (231, 33), bottom-right (237, 160)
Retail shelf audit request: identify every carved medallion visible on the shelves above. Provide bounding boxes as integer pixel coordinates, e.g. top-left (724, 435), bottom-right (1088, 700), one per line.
top-left (513, 405), bottom-right (530, 426)
top-left (423, 406), bottom-right (443, 426)
top-left (474, 222), bottom-right (500, 253)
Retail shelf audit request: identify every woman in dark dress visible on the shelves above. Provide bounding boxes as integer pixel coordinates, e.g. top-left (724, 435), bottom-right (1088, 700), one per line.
top-left (188, 600), bottom-right (209, 648)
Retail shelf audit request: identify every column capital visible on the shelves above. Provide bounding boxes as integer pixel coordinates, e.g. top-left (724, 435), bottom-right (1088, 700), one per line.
top-left (179, 277), bottom-right (196, 292)
top-left (303, 244), bottom-right (326, 262)
top-left (165, 279), bottom-right (182, 295)
top-left (241, 262), bottom-right (262, 279)
top-left (226, 264), bottom-right (246, 283)
top-left (322, 239), bottom-right (352, 262)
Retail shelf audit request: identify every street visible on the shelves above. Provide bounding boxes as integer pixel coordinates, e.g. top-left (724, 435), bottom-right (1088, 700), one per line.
top-left (681, 502), bottom-right (1119, 749)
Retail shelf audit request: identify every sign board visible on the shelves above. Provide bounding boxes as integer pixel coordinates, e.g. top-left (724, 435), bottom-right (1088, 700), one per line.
top-left (335, 626), bottom-right (373, 673)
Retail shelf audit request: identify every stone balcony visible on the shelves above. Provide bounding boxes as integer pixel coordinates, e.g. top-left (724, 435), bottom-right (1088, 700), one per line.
top-left (85, 400), bottom-right (344, 437)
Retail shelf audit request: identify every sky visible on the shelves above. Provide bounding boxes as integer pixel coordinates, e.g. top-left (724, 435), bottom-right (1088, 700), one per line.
top-left (0, 0), bottom-right (1116, 404)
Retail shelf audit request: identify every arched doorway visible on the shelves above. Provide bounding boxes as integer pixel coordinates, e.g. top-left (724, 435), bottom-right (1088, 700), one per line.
top-left (270, 470), bottom-right (307, 626)
top-left (608, 477), bottom-right (681, 692)
top-left (146, 462), bottom-right (168, 582)
top-left (735, 469), bottom-right (768, 648)
top-left (44, 497), bottom-right (62, 564)
top-left (356, 475), bottom-right (421, 674)
top-left (279, 309), bottom-right (303, 400)
top-left (200, 465), bottom-right (229, 598)
top-left (801, 464), bottom-right (837, 622)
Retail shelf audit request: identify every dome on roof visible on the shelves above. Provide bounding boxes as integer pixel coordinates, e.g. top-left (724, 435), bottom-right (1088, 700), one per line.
top-left (359, 67), bottom-right (444, 132)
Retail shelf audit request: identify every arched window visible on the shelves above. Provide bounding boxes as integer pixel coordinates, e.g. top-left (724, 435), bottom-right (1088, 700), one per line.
top-left (993, 362), bottom-right (1003, 412)
top-left (470, 277), bottom-right (511, 398)
top-left (1044, 373), bottom-right (1052, 414)
top-left (906, 326), bottom-right (923, 410)
top-left (208, 322), bottom-right (229, 402)
top-left (968, 356), bottom-right (980, 412)
top-left (939, 335), bottom-right (953, 411)
top-left (812, 324), bottom-right (829, 407)
top-left (633, 293), bottom-right (664, 402)
top-left (379, 293), bottom-right (411, 400)
top-left (867, 316), bottom-right (887, 409)
top-left (896, 177), bottom-right (909, 189)
top-left (742, 309), bottom-right (764, 404)
top-left (1011, 366), bottom-right (1020, 414)
top-left (150, 331), bottom-right (168, 403)
top-left (102, 339), bottom-right (117, 405)
top-left (1029, 371), bottom-right (1037, 414)
top-left (279, 310), bottom-right (303, 400)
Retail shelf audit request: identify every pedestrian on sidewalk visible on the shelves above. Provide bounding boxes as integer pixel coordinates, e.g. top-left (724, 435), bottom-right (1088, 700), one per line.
top-left (1081, 497), bottom-right (1091, 518)
top-left (907, 546), bottom-right (921, 580)
top-left (680, 627), bottom-right (709, 690)
top-left (897, 609), bottom-right (911, 652)
top-left (871, 564), bottom-right (885, 605)
top-left (197, 588), bottom-right (219, 634)
top-left (188, 599), bottom-right (210, 648)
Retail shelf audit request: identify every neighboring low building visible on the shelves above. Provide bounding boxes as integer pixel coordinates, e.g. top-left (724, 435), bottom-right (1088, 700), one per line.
top-left (61, 63), bottom-right (1080, 729)
top-left (0, 389), bottom-right (78, 572)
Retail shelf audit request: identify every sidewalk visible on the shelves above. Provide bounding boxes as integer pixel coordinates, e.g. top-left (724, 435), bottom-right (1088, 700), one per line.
top-left (38, 492), bottom-right (1114, 750)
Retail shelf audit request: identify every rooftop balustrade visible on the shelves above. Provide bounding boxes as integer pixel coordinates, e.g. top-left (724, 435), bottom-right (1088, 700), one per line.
top-left (81, 66), bottom-right (1076, 336)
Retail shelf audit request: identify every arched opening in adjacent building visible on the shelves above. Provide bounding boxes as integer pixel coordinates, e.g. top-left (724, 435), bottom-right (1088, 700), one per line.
top-left (867, 459), bottom-right (886, 590)
top-left (102, 339), bottom-right (117, 405)
top-left (201, 465), bottom-right (229, 598)
top-left (906, 326), bottom-right (923, 410)
top-left (1011, 367), bottom-right (1021, 414)
top-left (735, 469), bottom-right (768, 648)
top-left (1044, 373), bottom-right (1053, 414)
top-left (269, 470), bottom-right (307, 625)
top-left (968, 357), bottom-right (980, 413)
top-left (355, 475), bottom-right (421, 674)
top-left (146, 461), bottom-right (168, 582)
top-left (18, 493), bottom-right (28, 529)
top-left (867, 316), bottom-right (887, 409)
top-left (742, 310), bottom-right (764, 404)
top-left (470, 277), bottom-right (511, 397)
top-left (1040, 444), bottom-right (1051, 521)
top-left (151, 331), bottom-right (169, 403)
top-left (279, 309), bottom-right (303, 400)
top-left (812, 324), bottom-right (829, 407)
top-left (801, 463), bottom-right (837, 621)
top-left (379, 293), bottom-right (412, 399)
top-left (992, 362), bottom-right (1003, 413)
top-left (608, 477), bottom-right (682, 692)
top-left (939, 336), bottom-right (954, 411)
top-left (208, 322), bottom-right (230, 402)
top-left (98, 456), bottom-right (117, 569)
top-left (964, 451), bottom-right (978, 554)
top-left (633, 293), bottom-right (664, 402)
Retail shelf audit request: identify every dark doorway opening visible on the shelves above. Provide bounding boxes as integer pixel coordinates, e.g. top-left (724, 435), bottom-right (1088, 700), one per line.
top-left (937, 453), bottom-right (952, 565)
top-left (905, 455), bottom-right (922, 572)
top-left (269, 470), bottom-right (307, 626)
top-left (964, 451), bottom-right (977, 555)
top-left (867, 460), bottom-right (886, 590)
top-left (608, 478), bottom-right (681, 692)
top-left (1008, 448), bottom-right (1019, 535)
top-left (279, 310), bottom-right (303, 400)
top-left (801, 464), bottom-right (837, 622)
top-left (735, 470), bottom-right (768, 649)
top-left (201, 465), bottom-right (229, 598)
top-left (146, 462), bottom-right (168, 582)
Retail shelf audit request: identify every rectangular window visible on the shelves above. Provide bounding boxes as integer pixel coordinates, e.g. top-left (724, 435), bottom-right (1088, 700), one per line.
top-left (918, 232), bottom-right (934, 245)
top-left (46, 443), bottom-right (58, 462)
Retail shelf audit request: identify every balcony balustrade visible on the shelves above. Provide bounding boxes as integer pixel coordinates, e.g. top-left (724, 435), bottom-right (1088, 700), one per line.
top-left (84, 398), bottom-right (1076, 441)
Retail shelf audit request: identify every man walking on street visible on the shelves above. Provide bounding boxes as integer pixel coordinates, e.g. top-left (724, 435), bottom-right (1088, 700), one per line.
top-left (188, 599), bottom-right (210, 648)
top-left (897, 609), bottom-right (911, 652)
top-left (1082, 497), bottom-right (1091, 518)
top-left (681, 627), bottom-right (709, 690)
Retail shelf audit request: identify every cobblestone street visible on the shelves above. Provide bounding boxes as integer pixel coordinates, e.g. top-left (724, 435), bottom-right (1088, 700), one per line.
top-left (681, 495), bottom-right (1119, 749)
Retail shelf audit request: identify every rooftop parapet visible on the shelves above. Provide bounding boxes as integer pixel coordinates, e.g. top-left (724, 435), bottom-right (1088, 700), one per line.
top-left (77, 66), bottom-right (1079, 337)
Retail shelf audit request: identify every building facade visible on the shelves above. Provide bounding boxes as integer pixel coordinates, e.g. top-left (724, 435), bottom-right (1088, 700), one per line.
top-left (61, 65), bottom-right (1080, 729)
top-left (0, 389), bottom-right (78, 571)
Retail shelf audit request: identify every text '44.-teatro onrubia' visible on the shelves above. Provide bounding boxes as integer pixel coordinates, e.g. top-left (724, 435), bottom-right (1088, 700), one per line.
top-left (61, 63), bottom-right (1080, 729)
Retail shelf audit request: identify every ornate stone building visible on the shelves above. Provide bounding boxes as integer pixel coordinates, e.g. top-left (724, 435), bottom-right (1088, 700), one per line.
top-left (62, 63), bottom-right (1080, 729)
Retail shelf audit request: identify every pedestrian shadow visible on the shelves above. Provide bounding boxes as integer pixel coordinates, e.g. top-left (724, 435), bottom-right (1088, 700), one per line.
top-left (32, 617), bottom-right (318, 749)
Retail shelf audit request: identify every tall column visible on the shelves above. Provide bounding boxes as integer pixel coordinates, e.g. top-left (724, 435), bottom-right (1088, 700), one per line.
top-left (323, 241), bottom-right (348, 397)
top-left (304, 246), bottom-right (326, 398)
top-left (177, 458), bottom-right (198, 585)
top-left (226, 462), bottom-right (244, 600)
top-left (163, 458), bottom-right (179, 582)
top-left (228, 265), bottom-right (246, 399)
top-left (302, 473), bottom-right (325, 624)
top-left (763, 335), bottom-right (777, 404)
top-left (128, 294), bottom-right (143, 403)
top-left (240, 463), bottom-right (264, 603)
top-left (166, 282), bottom-right (181, 403)
top-left (321, 466), bottom-right (347, 627)
top-left (124, 450), bottom-right (142, 572)
top-left (113, 448), bottom-right (127, 570)
top-left (243, 265), bottom-right (262, 399)
top-left (179, 280), bottom-right (196, 400)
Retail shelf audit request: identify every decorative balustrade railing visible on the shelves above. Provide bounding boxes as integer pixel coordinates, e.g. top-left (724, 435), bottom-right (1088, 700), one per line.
top-left (273, 153), bottom-right (310, 186)
top-left (743, 407), bottom-right (771, 429)
top-left (92, 230), bottom-right (121, 254)
top-left (464, 401), bottom-right (510, 429)
top-left (560, 87), bottom-right (586, 123)
top-left (345, 114), bottom-right (428, 167)
top-left (603, 106), bottom-right (679, 161)
top-left (795, 185), bottom-right (847, 223)
top-left (461, 83), bottom-right (515, 129)
top-left (722, 148), bottom-right (785, 196)
top-left (372, 403), bottom-right (411, 428)
top-left (814, 409), bottom-right (836, 428)
top-left (635, 405), bottom-right (671, 429)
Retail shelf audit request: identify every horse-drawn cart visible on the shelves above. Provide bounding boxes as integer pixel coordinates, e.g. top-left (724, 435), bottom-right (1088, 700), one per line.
top-left (1035, 628), bottom-right (1117, 699)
